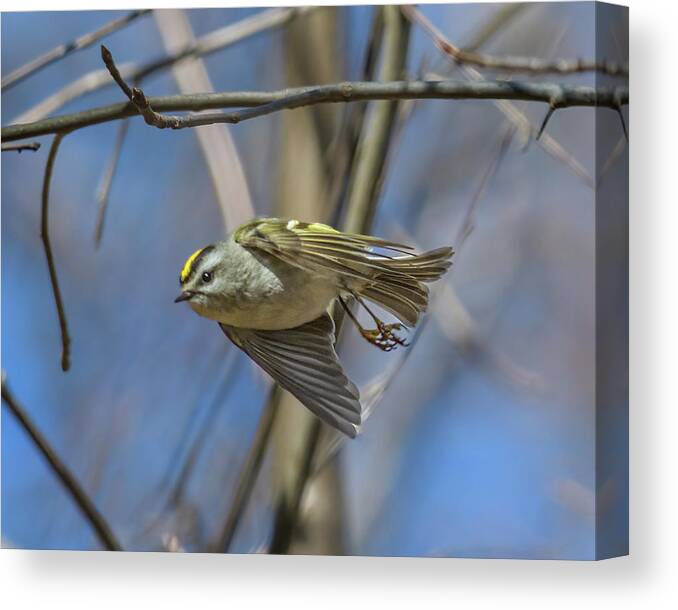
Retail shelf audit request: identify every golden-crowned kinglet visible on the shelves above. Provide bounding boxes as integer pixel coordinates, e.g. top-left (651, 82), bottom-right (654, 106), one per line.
top-left (175, 218), bottom-right (453, 437)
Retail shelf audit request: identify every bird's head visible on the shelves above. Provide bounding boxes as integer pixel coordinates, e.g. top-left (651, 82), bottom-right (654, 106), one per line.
top-left (175, 244), bottom-right (228, 318)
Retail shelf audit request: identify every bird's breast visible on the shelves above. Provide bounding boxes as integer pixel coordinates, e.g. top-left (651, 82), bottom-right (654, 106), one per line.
top-left (210, 248), bottom-right (339, 330)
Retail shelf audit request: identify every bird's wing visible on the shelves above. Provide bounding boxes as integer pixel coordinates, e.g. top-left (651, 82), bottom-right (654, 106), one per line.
top-left (233, 217), bottom-right (417, 283)
top-left (220, 313), bottom-right (362, 438)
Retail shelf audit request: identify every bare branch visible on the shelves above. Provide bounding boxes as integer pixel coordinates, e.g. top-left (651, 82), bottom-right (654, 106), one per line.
top-left (135, 6), bottom-right (313, 82)
top-left (419, 4), bottom-right (593, 187)
top-left (1, 141), bottom-right (40, 153)
top-left (423, 65), bottom-right (594, 186)
top-left (462, 3), bottom-right (528, 52)
top-left (102, 44), bottom-right (629, 136)
top-left (2, 76), bottom-right (626, 144)
top-left (10, 65), bottom-right (135, 126)
top-left (100, 45), bottom-right (134, 99)
top-left (1, 10), bottom-right (150, 91)
top-left (1, 376), bottom-right (122, 550)
top-left (456, 124), bottom-right (515, 247)
top-left (402, 5), bottom-right (627, 77)
top-left (94, 119), bottom-right (129, 246)
top-left (598, 135), bottom-right (627, 186)
top-left (10, 7), bottom-right (311, 125)
top-left (41, 133), bottom-right (71, 372)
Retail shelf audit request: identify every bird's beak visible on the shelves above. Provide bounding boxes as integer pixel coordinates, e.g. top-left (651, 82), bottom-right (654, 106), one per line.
top-left (174, 291), bottom-right (194, 303)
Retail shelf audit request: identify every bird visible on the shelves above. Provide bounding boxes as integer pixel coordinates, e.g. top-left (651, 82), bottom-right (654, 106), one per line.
top-left (175, 217), bottom-right (454, 438)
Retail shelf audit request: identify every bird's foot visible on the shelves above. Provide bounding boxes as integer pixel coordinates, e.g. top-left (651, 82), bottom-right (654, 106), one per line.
top-left (360, 321), bottom-right (409, 352)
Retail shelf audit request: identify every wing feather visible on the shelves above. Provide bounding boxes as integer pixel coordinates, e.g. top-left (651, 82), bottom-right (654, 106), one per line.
top-left (234, 218), bottom-right (421, 282)
top-left (221, 313), bottom-right (362, 438)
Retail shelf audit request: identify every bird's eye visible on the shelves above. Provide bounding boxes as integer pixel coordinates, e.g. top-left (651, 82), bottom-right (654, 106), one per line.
top-left (201, 271), bottom-right (213, 283)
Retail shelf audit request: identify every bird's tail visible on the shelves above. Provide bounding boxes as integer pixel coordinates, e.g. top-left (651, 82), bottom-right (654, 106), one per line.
top-left (357, 246), bottom-right (454, 326)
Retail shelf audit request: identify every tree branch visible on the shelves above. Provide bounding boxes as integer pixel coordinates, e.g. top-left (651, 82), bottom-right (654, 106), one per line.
top-left (134, 6), bottom-right (312, 83)
top-left (461, 3), bottom-right (528, 53)
top-left (41, 133), bottom-right (71, 372)
top-left (10, 65), bottom-right (135, 126)
top-left (1, 10), bottom-right (150, 91)
top-left (1, 376), bottom-right (122, 550)
top-left (402, 5), bottom-right (628, 77)
top-left (2, 77), bottom-right (628, 143)
top-left (94, 118), bottom-right (129, 246)
top-left (456, 124), bottom-right (515, 247)
top-left (94, 8), bottom-right (298, 246)
top-left (10, 7), bottom-right (312, 126)
top-left (1, 142), bottom-right (40, 153)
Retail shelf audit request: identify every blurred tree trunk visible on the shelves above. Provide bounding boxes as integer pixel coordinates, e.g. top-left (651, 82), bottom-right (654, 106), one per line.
top-left (270, 5), bottom-right (410, 555)
top-left (273, 6), bottom-right (347, 555)
top-left (275, 7), bottom-right (342, 222)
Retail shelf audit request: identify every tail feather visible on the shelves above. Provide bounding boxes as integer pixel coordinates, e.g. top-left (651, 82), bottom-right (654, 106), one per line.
top-left (358, 246), bottom-right (454, 326)
top-left (361, 285), bottom-right (423, 326)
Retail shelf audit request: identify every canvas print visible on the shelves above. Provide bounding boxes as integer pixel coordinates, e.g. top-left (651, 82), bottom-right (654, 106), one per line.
top-left (1, 3), bottom-right (628, 558)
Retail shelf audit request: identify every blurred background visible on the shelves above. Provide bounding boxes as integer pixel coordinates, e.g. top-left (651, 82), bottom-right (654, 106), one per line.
top-left (1, 3), bottom-right (628, 558)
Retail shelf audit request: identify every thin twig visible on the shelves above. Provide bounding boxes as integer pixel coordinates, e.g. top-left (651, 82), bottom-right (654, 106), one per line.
top-left (421, 70), bottom-right (594, 186)
top-left (1, 10), bottom-right (150, 91)
top-left (410, 4), bottom-right (617, 186)
top-left (402, 5), bottom-right (628, 76)
top-left (456, 124), bottom-right (515, 248)
top-left (135, 6), bottom-right (312, 83)
top-left (389, 227), bottom-right (542, 395)
top-left (100, 46), bottom-right (134, 98)
top-left (41, 133), bottom-right (71, 372)
top-left (597, 135), bottom-right (627, 186)
top-left (426, 2), bottom-right (529, 78)
top-left (461, 3), bottom-right (528, 52)
top-left (1, 376), bottom-right (122, 550)
top-left (10, 65), bottom-right (135, 126)
top-left (167, 355), bottom-right (240, 508)
top-left (10, 8), bottom-right (311, 125)
top-left (94, 119), bottom-right (129, 246)
top-left (136, 352), bottom-right (241, 545)
top-left (311, 302), bottom-right (429, 476)
top-left (1, 141), bottom-right (41, 153)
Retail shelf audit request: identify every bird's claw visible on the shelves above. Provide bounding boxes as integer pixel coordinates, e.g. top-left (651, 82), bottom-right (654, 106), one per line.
top-left (360, 321), bottom-right (409, 352)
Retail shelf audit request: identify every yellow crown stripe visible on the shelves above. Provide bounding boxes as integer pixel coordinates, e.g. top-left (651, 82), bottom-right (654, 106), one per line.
top-left (180, 247), bottom-right (206, 283)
